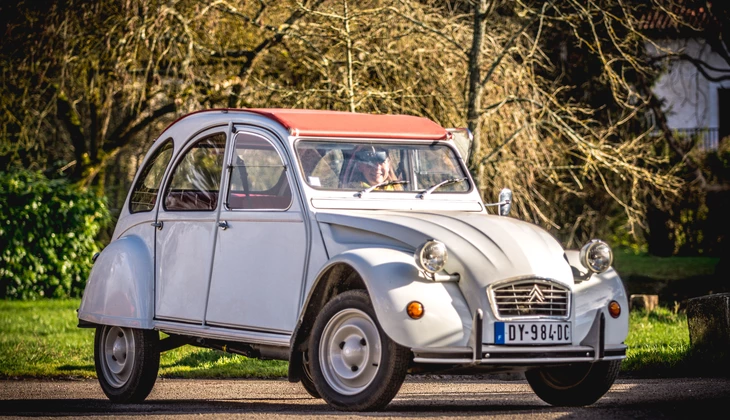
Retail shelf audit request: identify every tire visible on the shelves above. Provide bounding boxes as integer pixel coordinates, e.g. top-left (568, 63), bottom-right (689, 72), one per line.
top-left (300, 351), bottom-right (321, 398)
top-left (94, 325), bottom-right (160, 403)
top-left (525, 360), bottom-right (622, 406)
top-left (309, 290), bottom-right (410, 411)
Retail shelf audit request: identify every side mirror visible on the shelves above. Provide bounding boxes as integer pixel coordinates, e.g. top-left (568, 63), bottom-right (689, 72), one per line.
top-left (484, 187), bottom-right (512, 216)
top-left (498, 188), bottom-right (512, 216)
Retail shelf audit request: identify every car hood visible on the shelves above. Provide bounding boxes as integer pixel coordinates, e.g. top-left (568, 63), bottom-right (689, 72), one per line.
top-left (316, 210), bottom-right (574, 288)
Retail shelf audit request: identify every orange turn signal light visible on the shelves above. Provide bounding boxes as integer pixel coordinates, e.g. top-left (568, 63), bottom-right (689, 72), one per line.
top-left (407, 301), bottom-right (424, 319)
top-left (608, 300), bottom-right (621, 318)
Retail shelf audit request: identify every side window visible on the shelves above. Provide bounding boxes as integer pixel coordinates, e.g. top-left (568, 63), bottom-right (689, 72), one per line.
top-left (227, 133), bottom-right (291, 210)
top-left (296, 143), bottom-right (343, 189)
top-left (163, 133), bottom-right (226, 211)
top-left (414, 147), bottom-right (468, 192)
top-left (129, 140), bottom-right (174, 213)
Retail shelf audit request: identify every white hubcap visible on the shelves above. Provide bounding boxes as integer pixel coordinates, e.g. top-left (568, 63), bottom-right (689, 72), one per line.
top-left (100, 326), bottom-right (135, 388)
top-left (320, 308), bottom-right (382, 395)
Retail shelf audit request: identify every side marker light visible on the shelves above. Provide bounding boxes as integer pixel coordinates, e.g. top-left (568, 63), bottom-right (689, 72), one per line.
top-left (608, 300), bottom-right (621, 318)
top-left (407, 301), bottom-right (424, 319)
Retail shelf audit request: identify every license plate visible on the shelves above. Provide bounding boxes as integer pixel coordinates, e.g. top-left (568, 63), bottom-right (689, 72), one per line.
top-left (494, 322), bottom-right (571, 344)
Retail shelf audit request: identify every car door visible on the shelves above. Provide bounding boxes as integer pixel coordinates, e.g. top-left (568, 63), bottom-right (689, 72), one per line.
top-left (154, 129), bottom-right (228, 323)
top-left (205, 128), bottom-right (307, 333)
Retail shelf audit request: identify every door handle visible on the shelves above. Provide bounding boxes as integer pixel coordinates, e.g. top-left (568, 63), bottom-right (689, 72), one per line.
top-left (218, 221), bottom-right (229, 230)
top-left (151, 221), bottom-right (163, 230)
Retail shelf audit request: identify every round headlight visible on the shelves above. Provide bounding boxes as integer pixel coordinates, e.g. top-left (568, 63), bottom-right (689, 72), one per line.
top-left (415, 240), bottom-right (447, 273)
top-left (579, 240), bottom-right (613, 273)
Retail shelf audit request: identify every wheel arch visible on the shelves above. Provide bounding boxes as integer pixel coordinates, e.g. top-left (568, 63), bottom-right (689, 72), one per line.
top-left (77, 235), bottom-right (155, 329)
top-left (288, 260), bottom-right (366, 382)
top-left (288, 247), bottom-right (471, 382)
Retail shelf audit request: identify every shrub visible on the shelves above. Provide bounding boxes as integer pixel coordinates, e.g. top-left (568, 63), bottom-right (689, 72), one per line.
top-left (0, 170), bottom-right (110, 299)
top-left (645, 138), bottom-right (730, 257)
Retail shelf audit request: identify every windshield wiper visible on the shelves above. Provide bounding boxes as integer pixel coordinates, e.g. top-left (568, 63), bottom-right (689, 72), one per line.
top-left (356, 180), bottom-right (409, 197)
top-left (417, 177), bottom-right (467, 199)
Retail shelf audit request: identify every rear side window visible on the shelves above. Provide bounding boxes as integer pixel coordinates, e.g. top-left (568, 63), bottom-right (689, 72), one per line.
top-left (163, 133), bottom-right (226, 211)
top-left (129, 140), bottom-right (174, 213)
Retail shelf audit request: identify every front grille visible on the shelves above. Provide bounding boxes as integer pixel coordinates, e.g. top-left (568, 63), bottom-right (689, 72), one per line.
top-left (490, 279), bottom-right (570, 319)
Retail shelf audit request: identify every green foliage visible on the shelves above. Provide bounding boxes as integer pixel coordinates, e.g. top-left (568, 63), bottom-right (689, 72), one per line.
top-left (0, 170), bottom-right (110, 299)
top-left (646, 138), bottom-right (730, 257)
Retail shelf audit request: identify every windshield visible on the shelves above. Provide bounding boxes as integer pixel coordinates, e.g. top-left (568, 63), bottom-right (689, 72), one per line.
top-left (295, 141), bottom-right (470, 193)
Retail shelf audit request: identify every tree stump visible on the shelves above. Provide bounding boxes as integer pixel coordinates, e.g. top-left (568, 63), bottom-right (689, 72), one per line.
top-left (630, 294), bottom-right (659, 311)
top-left (686, 293), bottom-right (730, 375)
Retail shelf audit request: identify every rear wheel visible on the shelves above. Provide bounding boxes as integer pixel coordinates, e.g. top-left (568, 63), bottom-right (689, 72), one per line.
top-left (525, 360), bottom-right (621, 406)
top-left (309, 290), bottom-right (409, 411)
top-left (94, 325), bottom-right (160, 403)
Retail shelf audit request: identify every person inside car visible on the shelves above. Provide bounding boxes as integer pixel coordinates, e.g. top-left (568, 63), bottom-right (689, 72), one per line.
top-left (345, 146), bottom-right (404, 190)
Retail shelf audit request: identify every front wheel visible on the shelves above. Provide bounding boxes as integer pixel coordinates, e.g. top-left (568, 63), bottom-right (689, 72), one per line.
top-left (94, 325), bottom-right (160, 403)
top-left (309, 290), bottom-right (410, 411)
top-left (525, 360), bottom-right (622, 406)
top-left (299, 351), bottom-right (321, 398)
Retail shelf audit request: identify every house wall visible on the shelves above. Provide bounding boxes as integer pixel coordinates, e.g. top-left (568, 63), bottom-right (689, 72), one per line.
top-left (647, 38), bottom-right (730, 131)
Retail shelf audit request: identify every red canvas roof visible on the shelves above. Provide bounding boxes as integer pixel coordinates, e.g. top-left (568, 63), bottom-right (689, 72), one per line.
top-left (246, 108), bottom-right (447, 140)
top-left (160, 108), bottom-right (448, 140)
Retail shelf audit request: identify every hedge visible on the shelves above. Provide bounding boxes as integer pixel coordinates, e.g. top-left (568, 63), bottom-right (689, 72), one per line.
top-left (0, 170), bottom-right (110, 299)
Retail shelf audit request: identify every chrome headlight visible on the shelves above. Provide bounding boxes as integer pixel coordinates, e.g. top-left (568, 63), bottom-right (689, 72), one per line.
top-left (579, 240), bottom-right (613, 273)
top-left (414, 240), bottom-right (447, 273)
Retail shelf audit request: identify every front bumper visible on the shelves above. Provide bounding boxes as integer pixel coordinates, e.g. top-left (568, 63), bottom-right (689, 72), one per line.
top-left (411, 309), bottom-right (627, 365)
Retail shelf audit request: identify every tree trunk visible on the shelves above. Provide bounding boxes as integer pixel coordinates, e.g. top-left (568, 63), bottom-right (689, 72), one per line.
top-left (466, 0), bottom-right (488, 180)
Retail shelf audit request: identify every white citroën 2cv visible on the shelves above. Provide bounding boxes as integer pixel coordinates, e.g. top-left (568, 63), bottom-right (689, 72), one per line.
top-left (78, 108), bottom-right (627, 411)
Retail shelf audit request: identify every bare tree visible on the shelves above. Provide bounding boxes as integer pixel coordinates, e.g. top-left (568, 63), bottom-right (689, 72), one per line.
top-left (0, 0), bottom-right (323, 187)
top-left (2, 0), bottom-right (689, 246)
top-left (370, 1), bottom-right (682, 243)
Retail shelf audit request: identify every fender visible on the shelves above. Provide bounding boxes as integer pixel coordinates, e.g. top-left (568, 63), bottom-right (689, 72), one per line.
top-left (305, 247), bottom-right (473, 349)
top-left (565, 250), bottom-right (629, 347)
top-left (77, 235), bottom-right (154, 329)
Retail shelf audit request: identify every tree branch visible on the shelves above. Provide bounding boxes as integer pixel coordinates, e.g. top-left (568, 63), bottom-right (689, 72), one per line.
top-left (650, 52), bottom-right (730, 82)
top-left (112, 102), bottom-right (177, 153)
top-left (479, 5), bottom-right (544, 87)
top-left (223, 0), bottom-right (325, 107)
top-left (55, 90), bottom-right (87, 180)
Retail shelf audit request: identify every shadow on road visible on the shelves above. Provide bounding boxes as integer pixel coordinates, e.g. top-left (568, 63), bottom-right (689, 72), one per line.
top-left (2, 395), bottom-right (729, 418)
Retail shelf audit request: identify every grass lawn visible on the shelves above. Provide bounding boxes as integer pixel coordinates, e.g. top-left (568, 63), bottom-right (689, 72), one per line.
top-left (612, 249), bottom-right (719, 281)
top-left (0, 299), bottom-right (286, 379)
top-left (622, 307), bottom-right (691, 376)
top-left (612, 250), bottom-right (725, 307)
top-left (1, 298), bottom-right (695, 379)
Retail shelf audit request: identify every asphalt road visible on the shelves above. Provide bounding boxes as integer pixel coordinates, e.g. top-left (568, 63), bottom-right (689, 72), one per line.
top-left (1, 375), bottom-right (729, 419)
